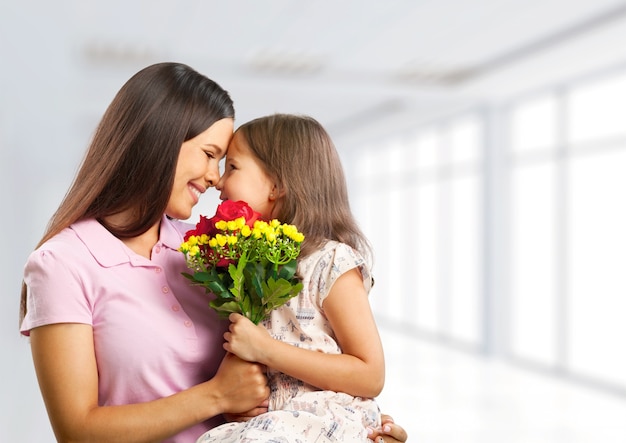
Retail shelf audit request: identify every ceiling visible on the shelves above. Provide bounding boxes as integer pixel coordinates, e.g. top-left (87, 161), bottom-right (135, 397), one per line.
top-left (4, 0), bottom-right (626, 151)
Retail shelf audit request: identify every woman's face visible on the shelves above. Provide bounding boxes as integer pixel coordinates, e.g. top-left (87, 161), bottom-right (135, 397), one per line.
top-left (216, 132), bottom-right (277, 219)
top-left (166, 118), bottom-right (234, 220)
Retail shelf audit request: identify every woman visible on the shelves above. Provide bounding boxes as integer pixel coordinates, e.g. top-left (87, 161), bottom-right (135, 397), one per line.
top-left (19, 62), bottom-right (407, 443)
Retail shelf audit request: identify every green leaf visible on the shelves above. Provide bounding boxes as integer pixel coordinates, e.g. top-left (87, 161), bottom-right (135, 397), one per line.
top-left (180, 237), bottom-right (304, 326)
top-left (277, 259), bottom-right (298, 280)
top-left (209, 299), bottom-right (242, 318)
top-left (210, 295), bottom-right (238, 305)
top-left (189, 271), bottom-right (214, 283)
top-left (228, 256), bottom-right (247, 300)
top-left (261, 278), bottom-right (302, 311)
top-left (244, 262), bottom-right (265, 304)
top-left (204, 279), bottom-right (225, 295)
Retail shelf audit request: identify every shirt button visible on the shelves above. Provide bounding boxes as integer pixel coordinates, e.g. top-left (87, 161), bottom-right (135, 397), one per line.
top-left (162, 286), bottom-right (170, 294)
top-left (172, 305), bottom-right (180, 312)
top-left (155, 245), bottom-right (162, 254)
top-left (155, 267), bottom-right (162, 274)
top-left (184, 320), bottom-right (192, 328)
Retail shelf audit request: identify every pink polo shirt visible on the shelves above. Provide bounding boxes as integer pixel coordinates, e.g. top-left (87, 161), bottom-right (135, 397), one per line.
top-left (21, 216), bottom-right (229, 442)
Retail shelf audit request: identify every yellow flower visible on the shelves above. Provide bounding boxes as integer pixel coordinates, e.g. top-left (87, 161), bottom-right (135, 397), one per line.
top-left (216, 234), bottom-right (228, 247)
top-left (215, 220), bottom-right (227, 230)
top-left (265, 231), bottom-right (276, 243)
top-left (226, 218), bottom-right (242, 231)
top-left (227, 235), bottom-right (238, 245)
top-left (282, 224), bottom-right (304, 242)
top-left (253, 220), bottom-right (268, 231)
top-left (241, 225), bottom-right (252, 237)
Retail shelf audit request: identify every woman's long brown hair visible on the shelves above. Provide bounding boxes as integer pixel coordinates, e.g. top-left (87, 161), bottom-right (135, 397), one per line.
top-left (19, 62), bottom-right (234, 323)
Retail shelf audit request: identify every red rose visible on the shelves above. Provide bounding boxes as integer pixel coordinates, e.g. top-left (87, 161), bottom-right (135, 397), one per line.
top-left (215, 257), bottom-right (235, 268)
top-left (184, 214), bottom-right (214, 240)
top-left (184, 200), bottom-right (262, 241)
top-left (212, 200), bottom-right (261, 228)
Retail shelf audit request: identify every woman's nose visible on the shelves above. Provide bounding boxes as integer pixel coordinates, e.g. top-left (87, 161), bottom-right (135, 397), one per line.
top-left (205, 164), bottom-right (220, 187)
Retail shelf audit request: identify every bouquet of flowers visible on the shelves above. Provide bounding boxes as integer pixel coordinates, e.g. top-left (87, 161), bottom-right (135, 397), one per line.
top-left (179, 200), bottom-right (305, 324)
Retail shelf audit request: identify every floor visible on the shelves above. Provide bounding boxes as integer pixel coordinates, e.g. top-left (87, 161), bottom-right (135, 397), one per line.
top-left (376, 326), bottom-right (626, 443)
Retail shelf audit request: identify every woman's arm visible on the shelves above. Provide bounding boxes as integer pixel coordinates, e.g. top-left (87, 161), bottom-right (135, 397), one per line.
top-left (30, 323), bottom-right (269, 443)
top-left (224, 267), bottom-right (385, 398)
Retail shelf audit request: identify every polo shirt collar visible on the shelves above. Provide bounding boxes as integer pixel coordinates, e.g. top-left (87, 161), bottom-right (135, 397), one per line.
top-left (71, 216), bottom-right (184, 267)
top-left (160, 216), bottom-right (186, 251)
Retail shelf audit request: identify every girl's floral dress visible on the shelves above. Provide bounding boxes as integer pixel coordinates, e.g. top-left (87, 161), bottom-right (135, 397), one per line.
top-left (196, 240), bottom-right (381, 443)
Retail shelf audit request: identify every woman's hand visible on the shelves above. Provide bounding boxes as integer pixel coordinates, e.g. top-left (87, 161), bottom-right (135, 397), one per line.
top-left (211, 352), bottom-right (269, 414)
top-left (367, 414), bottom-right (408, 443)
top-left (223, 399), bottom-right (270, 423)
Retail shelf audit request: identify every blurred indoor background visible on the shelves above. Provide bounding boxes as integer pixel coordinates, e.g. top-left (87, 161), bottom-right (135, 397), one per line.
top-left (3, 1), bottom-right (626, 441)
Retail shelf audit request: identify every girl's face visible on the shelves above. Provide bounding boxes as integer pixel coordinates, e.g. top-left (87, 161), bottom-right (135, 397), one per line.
top-left (216, 132), bottom-right (277, 219)
top-left (166, 118), bottom-right (234, 220)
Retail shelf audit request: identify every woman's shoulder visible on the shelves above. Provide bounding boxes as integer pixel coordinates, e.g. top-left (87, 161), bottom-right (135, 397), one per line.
top-left (24, 223), bottom-right (93, 289)
top-left (34, 221), bottom-right (89, 254)
top-left (28, 218), bottom-right (118, 268)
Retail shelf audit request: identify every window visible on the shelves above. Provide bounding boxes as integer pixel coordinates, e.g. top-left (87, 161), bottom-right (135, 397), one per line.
top-left (349, 113), bottom-right (484, 348)
top-left (506, 70), bottom-right (626, 391)
top-left (347, 66), bottom-right (626, 396)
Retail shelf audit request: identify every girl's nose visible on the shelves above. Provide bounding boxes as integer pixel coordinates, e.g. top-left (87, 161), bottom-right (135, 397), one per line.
top-left (215, 174), bottom-right (225, 190)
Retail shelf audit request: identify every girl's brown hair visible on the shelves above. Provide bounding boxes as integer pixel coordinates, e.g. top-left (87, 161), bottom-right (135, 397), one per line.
top-left (235, 113), bottom-right (372, 264)
top-left (20, 62), bottom-right (234, 321)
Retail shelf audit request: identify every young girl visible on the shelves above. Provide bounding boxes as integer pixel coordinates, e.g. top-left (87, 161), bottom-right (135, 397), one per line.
top-left (196, 114), bottom-right (385, 443)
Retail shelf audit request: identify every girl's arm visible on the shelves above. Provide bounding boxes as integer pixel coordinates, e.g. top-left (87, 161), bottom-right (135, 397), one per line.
top-left (224, 267), bottom-right (385, 398)
top-left (30, 323), bottom-right (269, 443)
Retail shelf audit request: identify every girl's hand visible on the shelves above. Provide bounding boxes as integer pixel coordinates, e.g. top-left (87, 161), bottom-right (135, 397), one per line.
top-left (367, 415), bottom-right (408, 443)
top-left (223, 313), bottom-right (272, 362)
